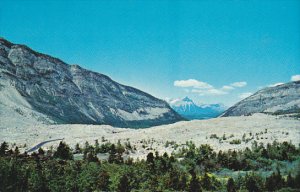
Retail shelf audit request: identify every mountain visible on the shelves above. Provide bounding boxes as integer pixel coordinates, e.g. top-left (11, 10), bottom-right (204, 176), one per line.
top-left (221, 81), bottom-right (300, 117)
top-left (168, 97), bottom-right (226, 120)
top-left (0, 38), bottom-right (183, 128)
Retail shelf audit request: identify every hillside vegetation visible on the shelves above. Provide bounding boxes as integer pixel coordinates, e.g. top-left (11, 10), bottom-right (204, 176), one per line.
top-left (1, 139), bottom-right (300, 192)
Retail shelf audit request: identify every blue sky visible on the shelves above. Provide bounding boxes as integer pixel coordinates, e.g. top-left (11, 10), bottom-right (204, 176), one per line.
top-left (1, 0), bottom-right (300, 106)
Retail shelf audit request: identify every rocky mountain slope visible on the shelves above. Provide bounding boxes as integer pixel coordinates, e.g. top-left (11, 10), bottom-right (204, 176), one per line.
top-left (0, 38), bottom-right (183, 128)
top-left (221, 81), bottom-right (300, 117)
top-left (168, 97), bottom-right (226, 119)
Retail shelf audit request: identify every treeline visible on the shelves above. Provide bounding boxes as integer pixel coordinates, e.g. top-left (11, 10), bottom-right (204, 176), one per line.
top-left (175, 140), bottom-right (300, 171)
top-left (0, 140), bottom-right (300, 192)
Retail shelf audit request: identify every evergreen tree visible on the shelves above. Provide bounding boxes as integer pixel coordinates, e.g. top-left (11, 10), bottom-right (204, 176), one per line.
top-left (97, 171), bottom-right (110, 191)
top-left (164, 168), bottom-right (180, 190)
top-left (14, 146), bottom-right (20, 156)
top-left (86, 152), bottom-right (99, 163)
top-left (146, 152), bottom-right (155, 169)
top-left (227, 177), bottom-right (236, 192)
top-left (228, 150), bottom-right (240, 170)
top-left (294, 163), bottom-right (300, 189)
top-left (244, 172), bottom-right (264, 192)
top-left (108, 144), bottom-right (117, 163)
top-left (118, 174), bottom-right (130, 192)
top-left (0, 142), bottom-right (8, 156)
top-left (200, 172), bottom-right (221, 191)
top-left (189, 169), bottom-right (201, 192)
top-left (265, 169), bottom-right (285, 191)
top-left (261, 148), bottom-right (269, 158)
top-left (113, 140), bottom-right (125, 164)
top-left (38, 148), bottom-right (45, 155)
top-left (83, 141), bottom-right (90, 159)
top-left (286, 173), bottom-right (295, 188)
top-left (53, 141), bottom-right (73, 160)
top-left (178, 173), bottom-right (188, 191)
top-left (29, 158), bottom-right (50, 192)
top-left (74, 143), bottom-right (82, 154)
top-left (95, 139), bottom-right (100, 153)
top-left (217, 150), bottom-right (228, 167)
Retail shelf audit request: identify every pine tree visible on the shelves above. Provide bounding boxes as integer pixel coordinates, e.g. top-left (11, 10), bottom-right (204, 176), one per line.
top-left (29, 158), bottom-right (50, 192)
top-left (95, 139), bottom-right (100, 153)
top-left (14, 146), bottom-right (20, 156)
top-left (108, 144), bottom-right (117, 163)
top-left (286, 173), bottom-right (295, 188)
top-left (97, 171), bottom-right (110, 191)
top-left (178, 173), bottom-right (188, 191)
top-left (86, 152), bottom-right (99, 163)
top-left (118, 174), bottom-right (130, 192)
top-left (0, 141), bottom-right (8, 156)
top-left (38, 148), bottom-right (45, 155)
top-left (200, 172), bottom-right (220, 191)
top-left (146, 152), bottom-right (155, 169)
top-left (265, 169), bottom-right (285, 191)
top-left (244, 172), bottom-right (264, 192)
top-left (74, 143), bottom-right (82, 154)
top-left (189, 169), bottom-right (201, 192)
top-left (53, 141), bottom-right (73, 160)
top-left (227, 177), bottom-right (236, 192)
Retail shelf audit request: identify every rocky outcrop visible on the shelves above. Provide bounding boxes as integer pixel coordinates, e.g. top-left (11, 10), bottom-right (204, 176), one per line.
top-left (0, 38), bottom-right (183, 128)
top-left (221, 81), bottom-right (300, 117)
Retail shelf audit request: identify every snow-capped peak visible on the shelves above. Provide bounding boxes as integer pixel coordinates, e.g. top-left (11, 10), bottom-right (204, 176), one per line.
top-left (167, 97), bottom-right (226, 120)
top-left (168, 97), bottom-right (195, 108)
top-left (182, 96), bottom-right (193, 102)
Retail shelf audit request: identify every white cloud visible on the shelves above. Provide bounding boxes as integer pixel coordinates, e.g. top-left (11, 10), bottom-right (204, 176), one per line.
top-left (230, 81), bottom-right (247, 87)
top-left (174, 79), bottom-right (248, 97)
top-left (174, 79), bottom-right (213, 89)
top-left (191, 88), bottom-right (228, 96)
top-left (169, 98), bottom-right (181, 104)
top-left (291, 74), bottom-right (300, 82)
top-left (239, 92), bottom-right (252, 99)
top-left (269, 82), bottom-right (284, 87)
top-left (221, 85), bottom-right (235, 91)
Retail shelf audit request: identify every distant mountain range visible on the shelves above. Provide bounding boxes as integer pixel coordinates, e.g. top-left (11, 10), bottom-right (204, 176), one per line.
top-left (167, 97), bottom-right (226, 120)
top-left (0, 38), bottom-right (183, 128)
top-left (221, 81), bottom-right (300, 117)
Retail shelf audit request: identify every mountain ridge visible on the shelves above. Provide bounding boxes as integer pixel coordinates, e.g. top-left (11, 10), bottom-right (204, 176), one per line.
top-left (221, 81), bottom-right (300, 117)
top-left (0, 38), bottom-right (183, 128)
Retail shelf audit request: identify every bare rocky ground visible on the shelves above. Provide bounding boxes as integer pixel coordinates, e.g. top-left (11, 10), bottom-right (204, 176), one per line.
top-left (1, 113), bottom-right (299, 159)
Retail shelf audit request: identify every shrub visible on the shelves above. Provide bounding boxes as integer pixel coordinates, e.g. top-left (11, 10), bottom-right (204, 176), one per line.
top-left (230, 139), bottom-right (241, 145)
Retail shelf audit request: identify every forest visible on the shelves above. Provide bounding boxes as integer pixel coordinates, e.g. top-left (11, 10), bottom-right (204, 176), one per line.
top-left (0, 139), bottom-right (300, 192)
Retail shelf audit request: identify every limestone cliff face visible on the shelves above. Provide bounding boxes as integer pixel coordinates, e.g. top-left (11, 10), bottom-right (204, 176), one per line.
top-left (221, 81), bottom-right (300, 117)
top-left (0, 38), bottom-right (183, 128)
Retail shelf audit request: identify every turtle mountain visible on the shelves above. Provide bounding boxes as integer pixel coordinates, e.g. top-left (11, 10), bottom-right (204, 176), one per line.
top-left (221, 81), bottom-right (300, 117)
top-left (0, 38), bottom-right (183, 128)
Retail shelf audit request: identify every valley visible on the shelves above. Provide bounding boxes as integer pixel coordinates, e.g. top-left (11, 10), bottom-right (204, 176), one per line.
top-left (1, 113), bottom-right (299, 160)
top-left (1, 1), bottom-right (300, 190)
